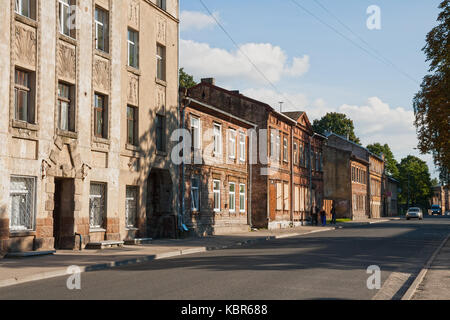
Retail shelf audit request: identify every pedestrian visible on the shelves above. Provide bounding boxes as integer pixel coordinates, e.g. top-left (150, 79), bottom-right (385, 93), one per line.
top-left (331, 203), bottom-right (337, 225)
top-left (320, 209), bottom-right (326, 226)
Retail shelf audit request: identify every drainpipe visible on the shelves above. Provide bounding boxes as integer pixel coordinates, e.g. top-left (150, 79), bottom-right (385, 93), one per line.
top-left (248, 124), bottom-right (257, 229)
top-left (308, 137), bottom-right (313, 225)
top-left (75, 233), bottom-right (83, 251)
top-left (179, 90), bottom-right (190, 233)
top-left (290, 126), bottom-right (294, 226)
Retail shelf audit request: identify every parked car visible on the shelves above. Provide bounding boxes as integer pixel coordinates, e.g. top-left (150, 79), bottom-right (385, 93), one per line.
top-left (406, 207), bottom-right (423, 220)
top-left (430, 205), bottom-right (442, 216)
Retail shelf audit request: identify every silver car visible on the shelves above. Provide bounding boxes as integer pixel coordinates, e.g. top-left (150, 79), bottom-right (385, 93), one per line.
top-left (406, 207), bottom-right (423, 220)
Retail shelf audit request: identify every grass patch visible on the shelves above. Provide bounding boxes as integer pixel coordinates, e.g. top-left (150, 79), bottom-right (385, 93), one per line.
top-left (326, 218), bottom-right (352, 224)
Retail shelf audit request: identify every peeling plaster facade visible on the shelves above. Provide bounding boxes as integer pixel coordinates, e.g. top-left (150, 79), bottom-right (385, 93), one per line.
top-left (0, 0), bottom-right (179, 253)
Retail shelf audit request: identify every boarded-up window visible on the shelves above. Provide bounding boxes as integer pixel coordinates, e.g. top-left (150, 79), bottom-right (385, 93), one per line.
top-left (284, 183), bottom-right (289, 210)
top-left (276, 182), bottom-right (282, 211)
top-left (294, 186), bottom-right (300, 212)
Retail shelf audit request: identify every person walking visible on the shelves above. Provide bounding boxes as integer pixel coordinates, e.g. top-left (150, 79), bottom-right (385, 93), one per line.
top-left (320, 209), bottom-right (326, 226)
top-left (331, 203), bottom-right (337, 225)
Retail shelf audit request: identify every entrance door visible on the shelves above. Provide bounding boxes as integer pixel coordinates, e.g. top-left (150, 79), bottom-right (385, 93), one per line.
top-left (269, 181), bottom-right (277, 222)
top-left (53, 178), bottom-right (75, 249)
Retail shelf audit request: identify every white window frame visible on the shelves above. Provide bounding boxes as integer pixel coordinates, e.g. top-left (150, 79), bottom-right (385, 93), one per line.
top-left (239, 132), bottom-right (246, 162)
top-left (15, 0), bottom-right (31, 18)
top-left (9, 176), bottom-right (36, 232)
top-left (190, 116), bottom-right (201, 150)
top-left (125, 186), bottom-right (138, 228)
top-left (213, 123), bottom-right (222, 155)
top-left (191, 177), bottom-right (200, 212)
top-left (213, 180), bottom-right (221, 212)
top-left (229, 182), bottom-right (236, 212)
top-left (276, 134), bottom-right (281, 161)
top-left (95, 7), bottom-right (109, 53)
top-left (228, 129), bottom-right (236, 159)
top-left (239, 184), bottom-right (246, 213)
top-left (127, 28), bottom-right (139, 68)
top-left (283, 137), bottom-right (288, 163)
top-left (270, 130), bottom-right (275, 159)
top-left (156, 44), bottom-right (166, 81)
top-left (59, 0), bottom-right (75, 38)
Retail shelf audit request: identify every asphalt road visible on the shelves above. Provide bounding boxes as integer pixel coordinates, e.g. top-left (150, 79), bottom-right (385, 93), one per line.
top-left (1, 216), bottom-right (449, 300)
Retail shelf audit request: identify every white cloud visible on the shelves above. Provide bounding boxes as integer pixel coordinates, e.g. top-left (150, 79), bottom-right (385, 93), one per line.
top-left (180, 11), bottom-right (219, 31)
top-left (180, 39), bottom-right (310, 86)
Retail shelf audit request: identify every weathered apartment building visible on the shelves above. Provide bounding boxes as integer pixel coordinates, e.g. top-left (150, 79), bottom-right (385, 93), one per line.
top-left (431, 185), bottom-right (449, 213)
top-left (187, 79), bottom-right (328, 229)
top-left (385, 176), bottom-right (399, 216)
top-left (180, 94), bottom-right (256, 235)
top-left (324, 133), bottom-right (385, 220)
top-left (0, 0), bottom-right (179, 253)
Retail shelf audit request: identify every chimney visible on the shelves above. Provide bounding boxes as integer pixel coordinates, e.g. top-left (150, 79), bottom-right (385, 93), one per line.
top-left (201, 78), bottom-right (215, 85)
top-left (231, 90), bottom-right (240, 95)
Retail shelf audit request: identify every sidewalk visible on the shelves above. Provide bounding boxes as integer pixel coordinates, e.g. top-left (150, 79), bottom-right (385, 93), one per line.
top-left (0, 217), bottom-right (397, 288)
top-left (412, 235), bottom-right (450, 300)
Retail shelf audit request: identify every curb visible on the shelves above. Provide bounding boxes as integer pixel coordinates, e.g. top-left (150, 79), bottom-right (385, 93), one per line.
top-left (401, 232), bottom-right (450, 300)
top-left (0, 227), bottom-right (336, 289)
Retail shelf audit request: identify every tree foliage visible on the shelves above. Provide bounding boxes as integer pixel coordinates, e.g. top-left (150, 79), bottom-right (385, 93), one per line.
top-left (312, 112), bottom-right (361, 144)
top-left (179, 68), bottom-right (197, 89)
top-left (366, 143), bottom-right (399, 178)
top-left (413, 0), bottom-right (450, 185)
top-left (397, 155), bottom-right (432, 208)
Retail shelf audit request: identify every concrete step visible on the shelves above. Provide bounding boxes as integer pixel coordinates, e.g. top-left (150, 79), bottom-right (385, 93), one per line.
top-left (6, 250), bottom-right (56, 258)
top-left (124, 238), bottom-right (153, 245)
top-left (85, 240), bottom-right (124, 250)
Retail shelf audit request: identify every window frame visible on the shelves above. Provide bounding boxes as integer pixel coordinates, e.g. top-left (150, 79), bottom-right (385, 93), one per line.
top-left (213, 180), bottom-right (221, 212)
top-left (191, 177), bottom-right (200, 212)
top-left (156, 0), bottom-right (166, 11)
top-left (127, 105), bottom-right (138, 146)
top-left (239, 183), bottom-right (246, 213)
top-left (9, 176), bottom-right (36, 232)
top-left (94, 93), bottom-right (108, 139)
top-left (239, 132), bottom-right (246, 162)
top-left (228, 129), bottom-right (236, 160)
top-left (14, 69), bottom-right (33, 123)
top-left (283, 137), bottom-right (288, 163)
top-left (125, 186), bottom-right (138, 229)
top-left (89, 182), bottom-right (106, 229)
top-left (213, 123), bottom-right (222, 155)
top-left (59, 0), bottom-right (76, 38)
top-left (156, 114), bottom-right (166, 152)
top-left (58, 82), bottom-right (75, 132)
top-left (127, 28), bottom-right (139, 69)
top-left (229, 182), bottom-right (236, 213)
top-left (190, 116), bottom-right (201, 150)
top-left (94, 6), bottom-right (109, 53)
top-left (156, 44), bottom-right (166, 81)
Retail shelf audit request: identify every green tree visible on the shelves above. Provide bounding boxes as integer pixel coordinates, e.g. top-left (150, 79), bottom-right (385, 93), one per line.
top-left (413, 0), bottom-right (450, 185)
top-left (179, 68), bottom-right (197, 89)
top-left (431, 178), bottom-right (439, 186)
top-left (366, 143), bottom-right (399, 178)
top-left (397, 155), bottom-right (432, 208)
top-left (312, 112), bottom-right (361, 144)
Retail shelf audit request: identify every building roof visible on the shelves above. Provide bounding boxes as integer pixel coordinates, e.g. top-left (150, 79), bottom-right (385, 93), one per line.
top-left (326, 132), bottom-right (384, 162)
top-left (282, 111), bottom-right (305, 121)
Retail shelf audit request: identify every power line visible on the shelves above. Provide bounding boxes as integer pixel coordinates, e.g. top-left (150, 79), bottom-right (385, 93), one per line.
top-left (311, 0), bottom-right (420, 85)
top-left (290, 0), bottom-right (420, 85)
top-left (198, 0), bottom-right (298, 109)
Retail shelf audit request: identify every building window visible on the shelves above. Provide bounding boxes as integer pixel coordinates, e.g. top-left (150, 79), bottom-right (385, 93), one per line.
top-left (276, 134), bottom-right (281, 161)
top-left (191, 177), bottom-right (200, 212)
top-left (300, 143), bottom-right (305, 167)
top-left (156, 114), bottom-right (166, 152)
top-left (59, 0), bottom-right (76, 38)
top-left (229, 182), bottom-right (236, 212)
top-left (89, 183), bottom-right (106, 229)
top-left (58, 82), bottom-right (75, 132)
top-left (127, 106), bottom-right (138, 146)
top-left (228, 129), bottom-right (236, 159)
top-left (284, 183), bottom-right (289, 210)
top-left (94, 94), bottom-right (108, 138)
top-left (156, 44), bottom-right (166, 81)
top-left (156, 0), bottom-right (166, 10)
top-left (213, 180), bottom-right (220, 212)
top-left (125, 186), bottom-right (138, 228)
top-left (276, 182), bottom-right (282, 211)
top-left (14, 69), bottom-right (35, 123)
top-left (190, 116), bottom-right (201, 150)
top-left (213, 123), bottom-right (222, 155)
top-left (293, 142), bottom-right (298, 165)
top-left (15, 0), bottom-right (35, 19)
top-left (239, 184), bottom-right (245, 213)
top-left (128, 29), bottom-right (139, 68)
top-left (239, 132), bottom-right (246, 162)
top-left (283, 137), bottom-right (288, 163)
top-left (270, 130), bottom-right (275, 159)
top-left (95, 7), bottom-right (109, 53)
top-left (10, 176), bottom-right (35, 231)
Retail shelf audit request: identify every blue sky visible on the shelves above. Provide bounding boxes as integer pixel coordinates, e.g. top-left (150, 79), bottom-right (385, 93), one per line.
top-left (179, 0), bottom-right (442, 178)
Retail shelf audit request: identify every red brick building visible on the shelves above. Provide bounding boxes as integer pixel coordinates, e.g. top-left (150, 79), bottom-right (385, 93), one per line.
top-left (187, 79), bottom-right (327, 229)
top-left (180, 94), bottom-right (256, 235)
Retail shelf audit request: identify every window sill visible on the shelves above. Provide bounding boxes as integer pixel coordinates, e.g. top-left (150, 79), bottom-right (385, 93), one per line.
top-left (11, 120), bottom-right (39, 131)
top-left (92, 136), bottom-right (110, 146)
top-left (126, 143), bottom-right (140, 152)
top-left (155, 78), bottom-right (167, 87)
top-left (126, 227), bottom-right (139, 231)
top-left (57, 129), bottom-right (78, 139)
top-left (156, 150), bottom-right (167, 157)
top-left (10, 230), bottom-right (36, 237)
top-left (15, 13), bottom-right (38, 28)
top-left (127, 66), bottom-right (141, 76)
top-left (58, 33), bottom-right (77, 46)
top-left (95, 49), bottom-right (111, 60)
top-left (89, 228), bottom-right (106, 233)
